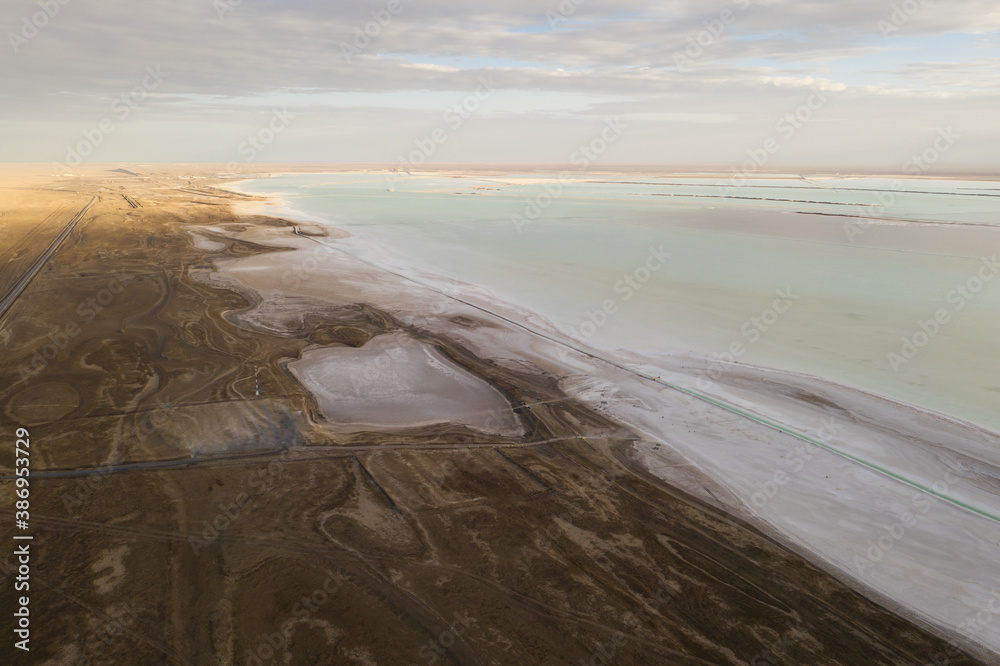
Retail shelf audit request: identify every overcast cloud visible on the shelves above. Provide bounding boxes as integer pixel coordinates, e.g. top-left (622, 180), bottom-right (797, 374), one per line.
top-left (1, 0), bottom-right (997, 169)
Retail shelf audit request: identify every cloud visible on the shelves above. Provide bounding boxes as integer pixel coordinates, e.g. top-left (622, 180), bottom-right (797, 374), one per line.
top-left (0, 0), bottom-right (997, 166)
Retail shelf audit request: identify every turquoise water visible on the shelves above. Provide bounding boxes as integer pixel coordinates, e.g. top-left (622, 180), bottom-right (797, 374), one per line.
top-left (234, 173), bottom-right (1000, 432)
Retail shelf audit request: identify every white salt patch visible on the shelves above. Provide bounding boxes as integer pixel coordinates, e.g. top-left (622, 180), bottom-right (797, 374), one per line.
top-left (288, 332), bottom-right (521, 436)
top-left (188, 232), bottom-right (227, 252)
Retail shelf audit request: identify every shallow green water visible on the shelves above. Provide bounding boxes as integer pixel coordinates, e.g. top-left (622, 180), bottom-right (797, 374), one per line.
top-left (235, 173), bottom-right (1000, 432)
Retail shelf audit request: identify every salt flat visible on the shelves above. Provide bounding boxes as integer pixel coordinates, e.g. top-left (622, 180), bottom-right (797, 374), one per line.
top-left (287, 331), bottom-right (523, 436)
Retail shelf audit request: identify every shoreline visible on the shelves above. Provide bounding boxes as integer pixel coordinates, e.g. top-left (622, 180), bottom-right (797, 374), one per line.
top-left (213, 171), bottom-right (1000, 660)
top-left (219, 171), bottom-right (1000, 435)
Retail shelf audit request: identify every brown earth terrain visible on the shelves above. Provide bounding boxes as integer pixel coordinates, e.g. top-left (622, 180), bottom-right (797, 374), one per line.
top-left (0, 164), bottom-right (987, 665)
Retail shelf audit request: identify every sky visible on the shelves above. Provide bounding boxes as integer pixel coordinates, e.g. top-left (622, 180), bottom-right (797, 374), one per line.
top-left (1, 0), bottom-right (998, 171)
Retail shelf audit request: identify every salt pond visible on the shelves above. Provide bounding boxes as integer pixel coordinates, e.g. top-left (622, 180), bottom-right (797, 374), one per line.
top-left (233, 172), bottom-right (1000, 433)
